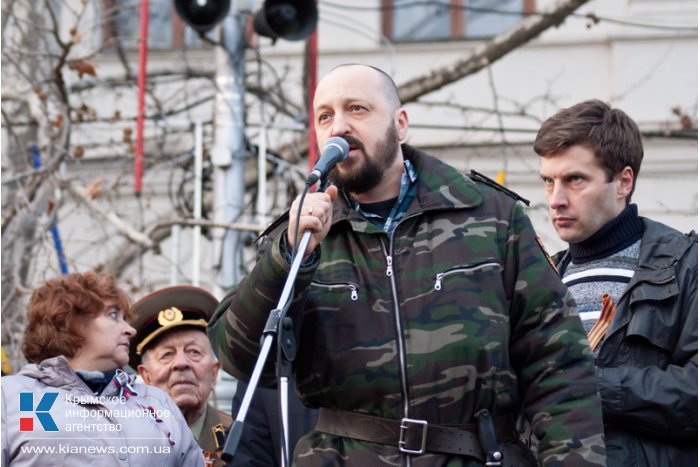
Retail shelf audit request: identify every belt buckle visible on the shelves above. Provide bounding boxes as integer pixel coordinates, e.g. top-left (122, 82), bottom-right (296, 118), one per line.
top-left (399, 417), bottom-right (428, 455)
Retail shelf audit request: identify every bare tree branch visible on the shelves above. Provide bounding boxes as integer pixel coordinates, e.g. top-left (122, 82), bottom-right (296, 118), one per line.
top-left (64, 182), bottom-right (155, 248)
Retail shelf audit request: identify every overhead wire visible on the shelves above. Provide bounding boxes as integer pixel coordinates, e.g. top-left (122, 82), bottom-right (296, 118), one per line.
top-left (319, 0), bottom-right (698, 32)
top-left (317, 9), bottom-right (397, 77)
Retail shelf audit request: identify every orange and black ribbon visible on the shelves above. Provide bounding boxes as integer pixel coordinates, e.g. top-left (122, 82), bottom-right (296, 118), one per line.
top-left (588, 293), bottom-right (616, 350)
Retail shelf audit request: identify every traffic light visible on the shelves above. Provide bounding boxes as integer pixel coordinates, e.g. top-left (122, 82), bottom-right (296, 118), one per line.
top-left (173, 0), bottom-right (231, 33)
top-left (252, 0), bottom-right (317, 42)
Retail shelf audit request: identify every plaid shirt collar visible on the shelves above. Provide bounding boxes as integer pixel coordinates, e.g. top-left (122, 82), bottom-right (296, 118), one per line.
top-left (346, 159), bottom-right (418, 234)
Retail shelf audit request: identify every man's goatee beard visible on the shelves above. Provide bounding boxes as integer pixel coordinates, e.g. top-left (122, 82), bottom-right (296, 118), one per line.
top-left (330, 125), bottom-right (400, 195)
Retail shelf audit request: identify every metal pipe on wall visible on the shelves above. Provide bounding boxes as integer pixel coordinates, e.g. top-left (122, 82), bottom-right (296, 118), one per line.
top-left (135, 0), bottom-right (149, 195)
top-left (211, 7), bottom-right (248, 291)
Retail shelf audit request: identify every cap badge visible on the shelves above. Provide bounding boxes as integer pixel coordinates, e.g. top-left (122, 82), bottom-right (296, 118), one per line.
top-left (158, 307), bottom-right (184, 326)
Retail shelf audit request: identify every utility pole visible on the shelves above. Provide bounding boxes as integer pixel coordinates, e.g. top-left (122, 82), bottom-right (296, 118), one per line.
top-left (173, 0), bottom-right (318, 292)
top-left (210, 6), bottom-right (248, 291)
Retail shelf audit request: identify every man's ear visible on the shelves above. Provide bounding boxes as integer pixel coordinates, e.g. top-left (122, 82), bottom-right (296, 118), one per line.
top-left (395, 108), bottom-right (409, 142)
top-left (617, 166), bottom-right (634, 199)
top-left (137, 364), bottom-right (152, 384)
top-left (210, 359), bottom-right (220, 382)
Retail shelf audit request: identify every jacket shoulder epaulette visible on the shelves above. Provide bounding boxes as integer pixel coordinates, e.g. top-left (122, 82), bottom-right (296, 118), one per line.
top-left (468, 170), bottom-right (530, 206)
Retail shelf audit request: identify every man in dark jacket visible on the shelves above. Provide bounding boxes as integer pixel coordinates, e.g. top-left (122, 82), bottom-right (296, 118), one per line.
top-left (535, 99), bottom-right (698, 467)
top-left (210, 64), bottom-right (606, 466)
top-left (228, 381), bottom-right (317, 466)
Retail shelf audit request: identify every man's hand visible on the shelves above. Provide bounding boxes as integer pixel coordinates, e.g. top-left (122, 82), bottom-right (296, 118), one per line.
top-left (287, 185), bottom-right (338, 260)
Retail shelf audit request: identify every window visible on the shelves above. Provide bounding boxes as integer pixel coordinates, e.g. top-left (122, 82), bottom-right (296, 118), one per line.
top-left (382, 0), bottom-right (535, 42)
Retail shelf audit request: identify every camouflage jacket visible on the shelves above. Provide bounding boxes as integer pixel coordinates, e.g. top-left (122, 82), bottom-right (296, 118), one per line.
top-left (209, 145), bottom-right (606, 466)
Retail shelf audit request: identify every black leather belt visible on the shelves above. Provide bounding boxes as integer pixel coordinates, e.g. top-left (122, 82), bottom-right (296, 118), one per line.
top-left (316, 408), bottom-right (516, 459)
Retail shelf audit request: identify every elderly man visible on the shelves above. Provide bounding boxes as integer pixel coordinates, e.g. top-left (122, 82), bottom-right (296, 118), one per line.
top-left (130, 285), bottom-right (232, 466)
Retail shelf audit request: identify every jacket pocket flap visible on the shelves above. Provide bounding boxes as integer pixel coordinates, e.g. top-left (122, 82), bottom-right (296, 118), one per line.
top-left (628, 268), bottom-right (678, 304)
top-left (627, 291), bottom-right (680, 353)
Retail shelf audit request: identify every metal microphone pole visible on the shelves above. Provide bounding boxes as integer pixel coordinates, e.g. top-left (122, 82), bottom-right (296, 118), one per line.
top-left (221, 229), bottom-right (313, 465)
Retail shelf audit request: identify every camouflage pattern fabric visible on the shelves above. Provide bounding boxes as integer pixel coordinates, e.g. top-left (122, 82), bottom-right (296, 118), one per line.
top-left (209, 145), bottom-right (606, 466)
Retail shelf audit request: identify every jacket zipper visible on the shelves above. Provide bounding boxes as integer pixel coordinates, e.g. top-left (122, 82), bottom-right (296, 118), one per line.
top-left (380, 237), bottom-right (412, 467)
top-left (434, 262), bottom-right (501, 290)
top-left (310, 281), bottom-right (359, 301)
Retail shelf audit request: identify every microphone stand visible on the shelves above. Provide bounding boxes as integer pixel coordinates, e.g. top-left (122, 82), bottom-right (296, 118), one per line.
top-left (221, 227), bottom-right (313, 466)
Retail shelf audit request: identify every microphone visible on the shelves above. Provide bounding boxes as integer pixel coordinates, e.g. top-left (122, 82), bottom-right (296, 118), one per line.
top-left (306, 137), bottom-right (350, 185)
